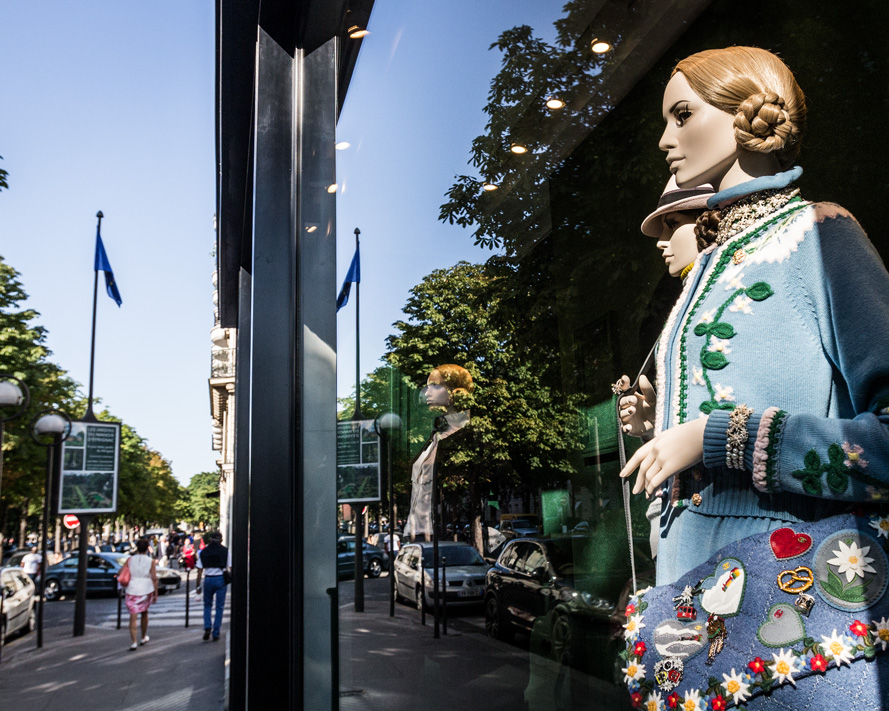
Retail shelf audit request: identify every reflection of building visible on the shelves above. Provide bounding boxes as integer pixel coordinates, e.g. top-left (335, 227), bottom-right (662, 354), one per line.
top-left (209, 267), bottom-right (236, 542)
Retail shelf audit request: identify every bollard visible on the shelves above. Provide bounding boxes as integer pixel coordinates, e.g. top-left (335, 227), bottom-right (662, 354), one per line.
top-left (185, 569), bottom-right (190, 628)
top-left (441, 559), bottom-right (448, 636)
top-left (116, 586), bottom-right (122, 630)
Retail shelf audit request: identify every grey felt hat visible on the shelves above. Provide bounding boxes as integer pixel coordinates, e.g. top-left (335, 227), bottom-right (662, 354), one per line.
top-left (641, 176), bottom-right (715, 237)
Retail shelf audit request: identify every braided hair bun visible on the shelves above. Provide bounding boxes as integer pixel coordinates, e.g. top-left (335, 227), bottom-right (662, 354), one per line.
top-left (694, 209), bottom-right (721, 250)
top-left (733, 92), bottom-right (799, 155)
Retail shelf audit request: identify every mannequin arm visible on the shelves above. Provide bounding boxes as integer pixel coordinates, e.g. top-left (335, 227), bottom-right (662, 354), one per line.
top-left (617, 374), bottom-right (656, 440)
top-left (620, 417), bottom-right (708, 496)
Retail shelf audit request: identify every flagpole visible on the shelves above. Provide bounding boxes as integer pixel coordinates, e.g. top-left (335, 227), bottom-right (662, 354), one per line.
top-left (352, 227), bottom-right (363, 421)
top-left (84, 211), bottom-right (102, 424)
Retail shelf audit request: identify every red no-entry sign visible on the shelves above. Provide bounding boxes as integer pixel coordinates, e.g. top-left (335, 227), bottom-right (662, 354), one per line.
top-left (63, 514), bottom-right (80, 529)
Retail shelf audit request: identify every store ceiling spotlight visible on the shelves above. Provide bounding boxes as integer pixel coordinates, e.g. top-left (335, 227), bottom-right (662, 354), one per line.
top-left (510, 144), bottom-right (528, 154)
top-left (335, 141), bottom-right (351, 150)
top-left (348, 25), bottom-right (370, 39)
top-left (327, 183), bottom-right (338, 193)
top-left (306, 225), bottom-right (318, 233)
top-left (482, 183), bottom-right (499, 192)
top-left (545, 97), bottom-right (566, 110)
top-left (591, 39), bottom-right (611, 54)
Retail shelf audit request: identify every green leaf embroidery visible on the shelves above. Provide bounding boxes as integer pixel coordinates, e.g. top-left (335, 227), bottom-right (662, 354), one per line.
top-left (826, 467), bottom-right (849, 493)
top-left (700, 401), bottom-right (715, 415)
top-left (701, 351), bottom-right (729, 370)
top-left (694, 323), bottom-right (711, 337)
top-left (792, 467), bottom-right (823, 496)
top-left (710, 322), bottom-right (736, 339)
top-left (804, 449), bottom-right (822, 470)
top-left (819, 568), bottom-right (844, 597)
top-left (746, 282), bottom-right (774, 301)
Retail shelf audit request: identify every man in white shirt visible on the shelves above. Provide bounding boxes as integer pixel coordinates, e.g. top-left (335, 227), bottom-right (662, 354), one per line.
top-left (20, 547), bottom-right (42, 583)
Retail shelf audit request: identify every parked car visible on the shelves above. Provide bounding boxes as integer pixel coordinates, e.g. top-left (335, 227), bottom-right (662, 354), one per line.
top-left (484, 536), bottom-right (653, 678)
top-left (1, 566), bottom-right (37, 645)
top-left (498, 518), bottom-right (540, 540)
top-left (393, 542), bottom-right (487, 610)
top-left (42, 552), bottom-right (181, 601)
top-left (336, 539), bottom-right (389, 578)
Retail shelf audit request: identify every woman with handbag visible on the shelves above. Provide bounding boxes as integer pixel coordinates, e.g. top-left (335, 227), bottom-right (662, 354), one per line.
top-left (617, 46), bottom-right (889, 710)
top-left (122, 537), bottom-right (158, 651)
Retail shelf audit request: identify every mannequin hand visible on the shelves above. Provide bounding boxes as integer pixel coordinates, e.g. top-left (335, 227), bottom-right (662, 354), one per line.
top-left (619, 417), bottom-right (708, 497)
top-left (617, 374), bottom-right (656, 437)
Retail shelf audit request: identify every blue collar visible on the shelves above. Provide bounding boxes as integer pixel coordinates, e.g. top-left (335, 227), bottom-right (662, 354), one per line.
top-left (706, 166), bottom-right (803, 209)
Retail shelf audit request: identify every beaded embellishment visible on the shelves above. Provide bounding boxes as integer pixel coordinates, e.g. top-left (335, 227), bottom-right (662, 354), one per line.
top-left (715, 187), bottom-right (801, 245)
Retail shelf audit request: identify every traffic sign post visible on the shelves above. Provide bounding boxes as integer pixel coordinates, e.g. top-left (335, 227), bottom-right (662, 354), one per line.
top-left (63, 515), bottom-right (80, 530)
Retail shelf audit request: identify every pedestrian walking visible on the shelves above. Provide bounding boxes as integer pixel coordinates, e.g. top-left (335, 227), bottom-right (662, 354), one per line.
top-left (20, 546), bottom-right (42, 584)
top-left (121, 537), bottom-right (158, 651)
top-left (195, 531), bottom-right (230, 642)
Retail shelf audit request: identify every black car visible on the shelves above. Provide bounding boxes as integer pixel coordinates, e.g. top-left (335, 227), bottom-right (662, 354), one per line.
top-left (43, 553), bottom-right (181, 601)
top-left (484, 536), bottom-right (652, 678)
top-left (336, 539), bottom-right (389, 578)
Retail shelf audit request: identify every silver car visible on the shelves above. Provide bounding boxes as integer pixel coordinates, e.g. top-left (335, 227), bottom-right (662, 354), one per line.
top-left (1, 566), bottom-right (36, 645)
top-left (394, 542), bottom-right (487, 610)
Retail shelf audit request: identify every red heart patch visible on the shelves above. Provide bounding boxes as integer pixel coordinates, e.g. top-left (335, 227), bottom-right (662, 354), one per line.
top-left (769, 527), bottom-right (812, 560)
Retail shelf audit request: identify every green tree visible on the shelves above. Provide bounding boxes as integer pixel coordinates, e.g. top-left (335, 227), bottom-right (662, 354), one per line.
top-left (0, 156), bottom-right (8, 192)
top-left (386, 260), bottom-right (583, 550)
top-left (180, 471), bottom-right (221, 529)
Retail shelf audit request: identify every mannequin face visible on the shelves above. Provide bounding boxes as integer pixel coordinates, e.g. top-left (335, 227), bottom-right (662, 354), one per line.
top-left (425, 371), bottom-right (452, 409)
top-left (659, 73), bottom-right (739, 189)
top-left (655, 211), bottom-right (698, 277)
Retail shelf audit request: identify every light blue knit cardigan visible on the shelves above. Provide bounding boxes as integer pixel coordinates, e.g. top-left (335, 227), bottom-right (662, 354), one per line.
top-left (654, 167), bottom-right (889, 584)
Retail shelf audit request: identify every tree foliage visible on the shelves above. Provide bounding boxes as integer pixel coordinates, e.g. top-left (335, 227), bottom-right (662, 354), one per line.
top-left (180, 471), bottom-right (221, 528)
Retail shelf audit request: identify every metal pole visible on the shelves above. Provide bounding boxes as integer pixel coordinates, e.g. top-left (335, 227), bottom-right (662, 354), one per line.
top-left (116, 586), bottom-right (122, 630)
top-left (432, 466), bottom-right (440, 639)
top-left (441, 558), bottom-right (448, 635)
top-left (388, 436), bottom-right (395, 618)
top-left (72, 514), bottom-right (93, 636)
top-left (352, 228), bottom-right (362, 421)
top-left (0, 586), bottom-right (5, 663)
top-left (85, 211), bottom-right (103, 423)
top-left (353, 507), bottom-right (364, 612)
top-left (36, 445), bottom-right (52, 648)
top-left (420, 566), bottom-right (426, 625)
top-left (185, 568), bottom-right (190, 628)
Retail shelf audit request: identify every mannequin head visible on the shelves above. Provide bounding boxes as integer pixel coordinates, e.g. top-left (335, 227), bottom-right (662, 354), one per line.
top-left (660, 47), bottom-right (806, 190)
top-left (425, 364), bottom-right (474, 413)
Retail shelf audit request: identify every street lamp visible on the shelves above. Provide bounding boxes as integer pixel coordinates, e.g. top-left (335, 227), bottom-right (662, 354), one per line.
top-left (374, 412), bottom-right (403, 618)
top-left (0, 374), bottom-right (30, 502)
top-left (30, 409), bottom-right (71, 648)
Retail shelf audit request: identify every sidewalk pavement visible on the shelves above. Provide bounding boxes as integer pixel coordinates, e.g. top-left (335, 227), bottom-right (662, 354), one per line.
top-left (0, 620), bottom-right (226, 711)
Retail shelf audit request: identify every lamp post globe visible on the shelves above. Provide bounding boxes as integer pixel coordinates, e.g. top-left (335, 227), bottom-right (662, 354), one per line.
top-left (0, 374), bottom-right (29, 418)
top-left (374, 412), bottom-right (403, 439)
top-left (31, 410), bottom-right (72, 445)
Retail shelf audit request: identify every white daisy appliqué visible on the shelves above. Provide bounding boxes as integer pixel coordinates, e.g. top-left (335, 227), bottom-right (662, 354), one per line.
top-left (714, 384), bottom-right (735, 402)
top-left (623, 614), bottom-right (645, 641)
top-left (622, 661), bottom-right (646, 685)
top-left (872, 617), bottom-right (889, 652)
top-left (721, 668), bottom-right (752, 704)
top-left (821, 630), bottom-right (855, 667)
top-left (826, 540), bottom-right (877, 583)
top-left (869, 515), bottom-right (889, 540)
top-left (771, 648), bottom-right (802, 685)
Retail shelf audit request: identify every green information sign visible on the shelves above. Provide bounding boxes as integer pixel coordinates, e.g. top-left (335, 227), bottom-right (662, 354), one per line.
top-left (58, 421), bottom-right (120, 514)
top-left (336, 419), bottom-right (380, 503)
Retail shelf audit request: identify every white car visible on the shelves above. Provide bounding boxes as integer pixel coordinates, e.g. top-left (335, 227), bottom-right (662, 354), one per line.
top-left (1, 566), bottom-right (36, 645)
top-left (394, 542), bottom-right (488, 610)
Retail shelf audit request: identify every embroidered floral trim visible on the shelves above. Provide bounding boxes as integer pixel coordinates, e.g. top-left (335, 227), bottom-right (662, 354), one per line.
top-left (715, 188), bottom-right (801, 245)
top-left (623, 588), bottom-right (885, 709)
top-left (869, 515), bottom-right (889, 540)
top-left (752, 407), bottom-right (781, 492)
top-left (791, 443), bottom-right (886, 496)
top-left (841, 442), bottom-right (869, 469)
top-left (673, 202), bottom-right (809, 426)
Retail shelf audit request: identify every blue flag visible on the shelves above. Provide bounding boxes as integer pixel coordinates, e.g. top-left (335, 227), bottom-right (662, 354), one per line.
top-left (94, 229), bottom-right (122, 306)
top-left (336, 247), bottom-right (360, 312)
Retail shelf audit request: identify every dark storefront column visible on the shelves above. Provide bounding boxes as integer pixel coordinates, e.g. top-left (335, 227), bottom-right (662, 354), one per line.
top-left (231, 29), bottom-right (337, 710)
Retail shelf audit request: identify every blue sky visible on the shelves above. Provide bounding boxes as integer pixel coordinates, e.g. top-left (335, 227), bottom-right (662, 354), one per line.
top-left (0, 0), bottom-right (564, 482)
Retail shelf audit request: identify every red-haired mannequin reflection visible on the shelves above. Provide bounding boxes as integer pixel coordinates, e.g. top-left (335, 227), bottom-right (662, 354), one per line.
top-left (404, 365), bottom-right (473, 541)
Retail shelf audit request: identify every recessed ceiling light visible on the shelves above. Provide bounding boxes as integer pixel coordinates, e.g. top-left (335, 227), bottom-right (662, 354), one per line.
top-left (482, 183), bottom-right (499, 192)
top-left (306, 225), bottom-right (318, 233)
top-left (545, 97), bottom-right (566, 110)
top-left (510, 144), bottom-right (527, 154)
top-left (335, 141), bottom-right (351, 150)
top-left (348, 25), bottom-right (370, 39)
top-left (327, 183), bottom-right (338, 193)
top-left (591, 39), bottom-right (611, 54)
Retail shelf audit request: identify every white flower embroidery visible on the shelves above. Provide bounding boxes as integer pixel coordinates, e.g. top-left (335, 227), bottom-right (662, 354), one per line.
top-left (622, 661), bottom-right (646, 684)
top-left (728, 295), bottom-right (754, 315)
top-left (826, 539), bottom-right (877, 583)
top-left (692, 367), bottom-right (705, 386)
top-left (681, 688), bottom-right (704, 711)
top-left (771, 648), bottom-right (801, 685)
top-left (870, 516), bottom-right (889, 540)
top-left (707, 336), bottom-right (731, 355)
top-left (820, 630), bottom-right (855, 667)
top-left (644, 690), bottom-right (664, 711)
top-left (866, 485), bottom-right (889, 501)
top-left (623, 614), bottom-right (645, 640)
top-left (698, 309), bottom-right (716, 325)
top-left (714, 384), bottom-right (735, 402)
top-left (721, 668), bottom-right (752, 704)
top-left (723, 273), bottom-right (746, 291)
top-left (872, 617), bottom-right (889, 652)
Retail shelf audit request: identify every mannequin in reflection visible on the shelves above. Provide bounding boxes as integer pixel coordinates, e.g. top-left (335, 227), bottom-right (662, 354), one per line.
top-left (615, 45), bottom-right (889, 588)
top-left (617, 177), bottom-right (715, 558)
top-left (404, 364), bottom-right (473, 542)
